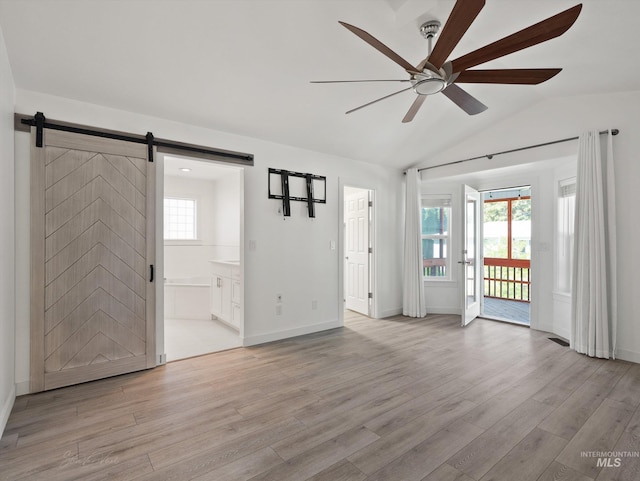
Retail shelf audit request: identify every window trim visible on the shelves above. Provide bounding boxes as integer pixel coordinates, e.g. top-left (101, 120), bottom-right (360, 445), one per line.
top-left (421, 195), bottom-right (452, 281)
top-left (555, 177), bottom-right (576, 294)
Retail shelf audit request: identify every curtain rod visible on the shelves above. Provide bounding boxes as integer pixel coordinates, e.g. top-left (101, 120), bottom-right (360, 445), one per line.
top-left (412, 128), bottom-right (619, 173)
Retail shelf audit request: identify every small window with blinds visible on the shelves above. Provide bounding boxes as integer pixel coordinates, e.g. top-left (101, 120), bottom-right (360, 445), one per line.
top-left (557, 178), bottom-right (576, 293)
top-left (164, 197), bottom-right (197, 240)
top-left (421, 195), bottom-right (452, 280)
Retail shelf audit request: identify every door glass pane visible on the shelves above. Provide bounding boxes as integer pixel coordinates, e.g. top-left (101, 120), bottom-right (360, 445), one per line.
top-left (466, 198), bottom-right (476, 307)
top-left (511, 199), bottom-right (531, 260)
top-left (483, 200), bottom-right (508, 258)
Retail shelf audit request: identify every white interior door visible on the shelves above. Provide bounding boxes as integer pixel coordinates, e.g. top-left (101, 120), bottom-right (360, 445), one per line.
top-left (461, 185), bottom-right (482, 326)
top-left (345, 189), bottom-right (370, 315)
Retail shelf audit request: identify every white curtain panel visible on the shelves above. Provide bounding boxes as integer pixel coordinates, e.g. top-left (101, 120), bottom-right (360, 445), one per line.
top-left (571, 130), bottom-right (617, 358)
top-left (403, 168), bottom-right (427, 317)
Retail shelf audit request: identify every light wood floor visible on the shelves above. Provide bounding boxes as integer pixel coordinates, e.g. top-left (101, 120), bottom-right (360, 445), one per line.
top-left (2, 312), bottom-right (640, 481)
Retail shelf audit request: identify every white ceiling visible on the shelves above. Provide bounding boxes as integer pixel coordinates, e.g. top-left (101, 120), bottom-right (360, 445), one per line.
top-left (164, 155), bottom-right (241, 181)
top-left (1, 0), bottom-right (639, 170)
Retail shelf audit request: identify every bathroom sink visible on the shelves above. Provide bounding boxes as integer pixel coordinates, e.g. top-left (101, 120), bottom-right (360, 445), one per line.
top-left (209, 259), bottom-right (240, 266)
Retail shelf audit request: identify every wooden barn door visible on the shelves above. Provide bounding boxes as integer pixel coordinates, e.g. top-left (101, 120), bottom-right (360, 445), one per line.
top-left (30, 128), bottom-right (156, 392)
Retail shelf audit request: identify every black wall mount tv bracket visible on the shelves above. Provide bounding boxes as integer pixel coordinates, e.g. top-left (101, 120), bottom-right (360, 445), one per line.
top-left (268, 168), bottom-right (326, 218)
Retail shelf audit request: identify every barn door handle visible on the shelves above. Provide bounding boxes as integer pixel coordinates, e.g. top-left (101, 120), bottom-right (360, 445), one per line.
top-left (150, 265), bottom-right (154, 282)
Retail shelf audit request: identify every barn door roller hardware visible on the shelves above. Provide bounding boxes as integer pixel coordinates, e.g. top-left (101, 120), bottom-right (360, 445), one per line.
top-left (268, 168), bottom-right (327, 218)
top-left (17, 112), bottom-right (254, 166)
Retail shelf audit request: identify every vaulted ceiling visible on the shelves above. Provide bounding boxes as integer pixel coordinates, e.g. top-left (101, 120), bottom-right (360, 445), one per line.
top-left (1, 0), bottom-right (639, 169)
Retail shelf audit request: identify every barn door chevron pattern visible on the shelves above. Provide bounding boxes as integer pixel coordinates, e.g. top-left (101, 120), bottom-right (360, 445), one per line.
top-left (31, 129), bottom-right (156, 392)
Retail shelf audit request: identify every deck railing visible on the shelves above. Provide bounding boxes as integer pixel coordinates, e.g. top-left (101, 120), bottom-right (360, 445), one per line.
top-left (484, 258), bottom-right (530, 302)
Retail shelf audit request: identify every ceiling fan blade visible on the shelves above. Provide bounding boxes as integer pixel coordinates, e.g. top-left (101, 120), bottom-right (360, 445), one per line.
top-left (420, 0), bottom-right (485, 71)
top-left (311, 79), bottom-right (411, 84)
top-left (339, 21), bottom-right (420, 73)
top-left (346, 86), bottom-right (413, 114)
top-left (455, 68), bottom-right (562, 84)
top-left (402, 95), bottom-right (427, 123)
top-left (442, 83), bottom-right (487, 115)
top-left (450, 4), bottom-right (582, 73)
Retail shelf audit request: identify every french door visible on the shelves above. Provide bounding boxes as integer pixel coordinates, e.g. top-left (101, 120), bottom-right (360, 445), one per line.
top-left (461, 185), bottom-right (482, 326)
top-left (30, 128), bottom-right (156, 392)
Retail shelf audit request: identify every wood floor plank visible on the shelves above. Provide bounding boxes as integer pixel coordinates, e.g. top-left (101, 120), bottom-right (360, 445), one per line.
top-left (364, 378), bottom-right (473, 436)
top-left (190, 447), bottom-right (283, 481)
top-left (607, 362), bottom-right (640, 409)
top-left (248, 426), bottom-right (379, 481)
top-left (593, 429), bottom-right (640, 481)
top-left (419, 463), bottom-right (475, 481)
top-left (538, 361), bottom-right (630, 440)
top-left (556, 398), bottom-right (635, 479)
top-left (479, 427), bottom-right (567, 481)
top-left (538, 461), bottom-right (594, 481)
top-left (348, 398), bottom-right (479, 475)
top-left (147, 416), bottom-right (304, 472)
top-left (272, 389), bottom-right (411, 461)
top-left (2, 313), bottom-right (639, 481)
top-left (306, 460), bottom-right (366, 481)
top-left (363, 419), bottom-right (484, 481)
top-left (447, 398), bottom-right (554, 479)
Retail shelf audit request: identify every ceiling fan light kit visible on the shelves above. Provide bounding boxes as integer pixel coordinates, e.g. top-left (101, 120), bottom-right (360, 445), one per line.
top-left (412, 70), bottom-right (447, 95)
top-left (313, 0), bottom-right (582, 122)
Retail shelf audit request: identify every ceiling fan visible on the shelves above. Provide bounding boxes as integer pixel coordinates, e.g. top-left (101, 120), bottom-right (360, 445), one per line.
top-left (312, 0), bottom-right (582, 122)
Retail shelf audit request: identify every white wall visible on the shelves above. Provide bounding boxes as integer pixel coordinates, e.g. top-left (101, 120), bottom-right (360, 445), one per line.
top-left (420, 161), bottom-right (560, 333)
top-left (0, 26), bottom-right (16, 435)
top-left (418, 90), bottom-right (640, 363)
top-left (164, 173), bottom-right (240, 280)
top-left (13, 90), bottom-right (404, 392)
top-left (213, 170), bottom-right (241, 257)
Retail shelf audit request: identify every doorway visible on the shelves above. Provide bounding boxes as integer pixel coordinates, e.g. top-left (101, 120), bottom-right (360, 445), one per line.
top-left (480, 186), bottom-right (531, 326)
top-left (161, 155), bottom-right (243, 361)
top-left (343, 185), bottom-right (373, 317)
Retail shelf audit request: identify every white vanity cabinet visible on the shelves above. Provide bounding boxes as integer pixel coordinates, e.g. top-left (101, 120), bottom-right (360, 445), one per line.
top-left (209, 261), bottom-right (241, 330)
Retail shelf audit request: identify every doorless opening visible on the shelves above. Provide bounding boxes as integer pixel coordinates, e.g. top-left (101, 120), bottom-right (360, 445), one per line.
top-left (158, 154), bottom-right (244, 362)
top-left (480, 186), bottom-right (531, 326)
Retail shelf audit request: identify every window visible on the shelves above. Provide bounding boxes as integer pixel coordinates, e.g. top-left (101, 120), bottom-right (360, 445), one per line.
top-left (421, 195), bottom-right (451, 279)
top-left (483, 197), bottom-right (531, 260)
top-left (556, 178), bottom-right (576, 293)
top-left (164, 197), bottom-right (197, 240)
top-left (482, 190), bottom-right (531, 302)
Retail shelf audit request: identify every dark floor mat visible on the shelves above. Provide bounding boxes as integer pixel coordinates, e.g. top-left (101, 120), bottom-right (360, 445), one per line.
top-left (549, 337), bottom-right (569, 347)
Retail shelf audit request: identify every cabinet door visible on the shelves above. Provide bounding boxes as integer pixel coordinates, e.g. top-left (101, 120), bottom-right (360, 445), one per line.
top-left (220, 276), bottom-right (232, 321)
top-left (210, 276), bottom-right (223, 318)
top-left (231, 303), bottom-right (241, 329)
top-left (231, 280), bottom-right (241, 304)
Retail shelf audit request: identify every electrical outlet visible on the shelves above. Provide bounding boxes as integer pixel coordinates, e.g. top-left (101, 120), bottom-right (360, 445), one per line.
top-left (311, 300), bottom-right (318, 310)
top-left (276, 294), bottom-right (282, 303)
top-left (275, 305), bottom-right (282, 316)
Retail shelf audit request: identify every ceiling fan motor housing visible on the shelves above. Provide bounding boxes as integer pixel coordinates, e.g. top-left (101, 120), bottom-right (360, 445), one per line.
top-left (412, 70), bottom-right (446, 95)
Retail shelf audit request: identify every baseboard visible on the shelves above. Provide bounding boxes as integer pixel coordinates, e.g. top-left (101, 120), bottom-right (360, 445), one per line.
top-left (427, 307), bottom-right (461, 315)
top-left (1, 385), bottom-right (16, 438)
top-left (15, 380), bottom-right (29, 396)
top-left (380, 307), bottom-right (402, 318)
top-left (615, 347), bottom-right (640, 364)
top-left (554, 326), bottom-right (571, 342)
top-left (243, 319), bottom-right (342, 346)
